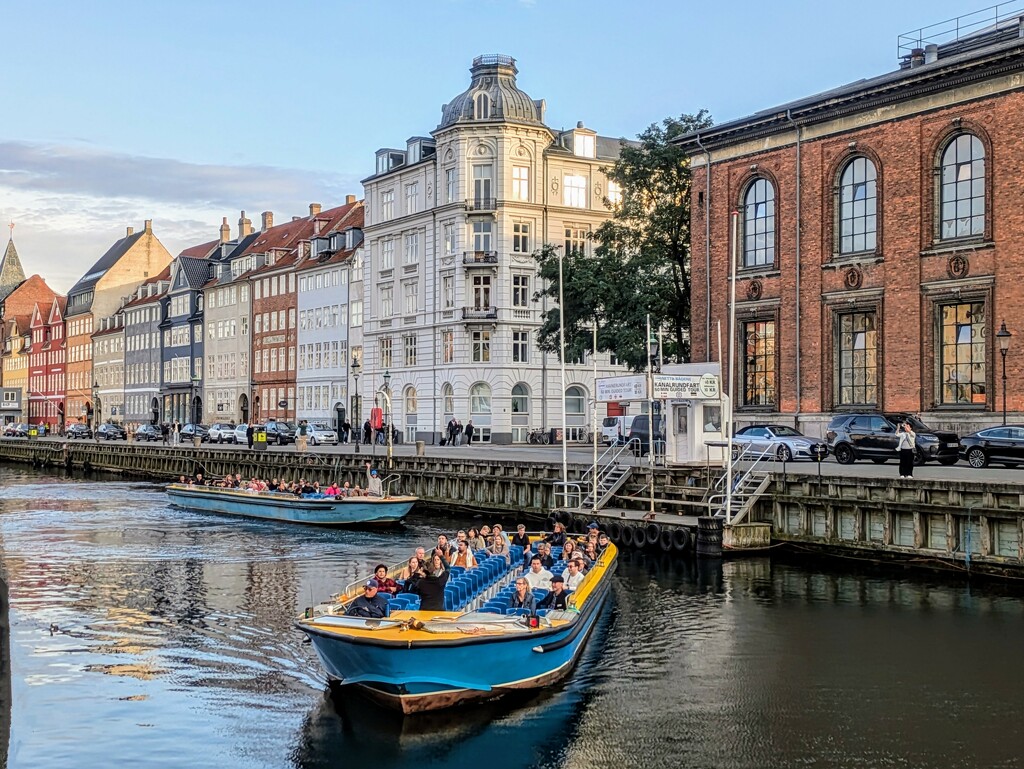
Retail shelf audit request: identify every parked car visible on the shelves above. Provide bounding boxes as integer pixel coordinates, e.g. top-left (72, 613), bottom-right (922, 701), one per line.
top-left (67, 423), bottom-right (93, 439)
top-left (825, 413), bottom-right (959, 466)
top-left (233, 424), bottom-right (250, 445)
top-left (96, 423), bottom-right (127, 440)
top-left (601, 415), bottom-right (636, 446)
top-left (306, 422), bottom-right (338, 446)
top-left (263, 421), bottom-right (297, 445)
top-left (135, 423), bottom-right (162, 442)
top-left (179, 423), bottom-right (210, 442)
top-left (959, 425), bottom-right (1024, 468)
top-left (627, 414), bottom-right (666, 456)
top-left (733, 424), bottom-right (827, 461)
top-left (4, 422), bottom-right (28, 437)
top-left (208, 423), bottom-right (237, 443)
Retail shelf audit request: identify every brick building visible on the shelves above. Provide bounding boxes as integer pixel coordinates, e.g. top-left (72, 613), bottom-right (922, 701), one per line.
top-left (28, 297), bottom-right (66, 428)
top-left (2, 275), bottom-right (58, 424)
top-left (678, 14), bottom-right (1024, 435)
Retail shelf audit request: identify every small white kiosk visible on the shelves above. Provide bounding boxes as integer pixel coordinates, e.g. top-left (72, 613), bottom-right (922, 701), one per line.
top-left (655, 363), bottom-right (728, 467)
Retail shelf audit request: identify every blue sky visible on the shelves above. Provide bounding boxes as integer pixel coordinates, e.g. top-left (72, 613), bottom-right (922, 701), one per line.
top-left (0, 0), bottom-right (983, 291)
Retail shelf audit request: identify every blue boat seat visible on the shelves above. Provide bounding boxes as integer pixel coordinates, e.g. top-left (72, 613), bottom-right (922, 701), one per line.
top-left (505, 608), bottom-right (530, 616)
top-left (551, 546), bottom-right (563, 559)
top-left (479, 607), bottom-right (503, 614)
top-left (404, 595), bottom-right (421, 611)
top-left (450, 566), bottom-right (466, 576)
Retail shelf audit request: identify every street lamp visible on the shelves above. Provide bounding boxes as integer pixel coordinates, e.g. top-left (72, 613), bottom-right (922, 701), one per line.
top-left (92, 381), bottom-right (99, 435)
top-left (190, 375), bottom-right (200, 425)
top-left (382, 369), bottom-right (393, 470)
top-left (997, 320), bottom-right (1012, 426)
top-left (351, 356), bottom-right (361, 451)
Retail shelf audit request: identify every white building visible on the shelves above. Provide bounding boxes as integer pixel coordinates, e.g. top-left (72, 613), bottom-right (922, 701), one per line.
top-left (92, 312), bottom-right (125, 425)
top-left (296, 200), bottom-right (364, 431)
top-left (360, 54), bottom-right (628, 444)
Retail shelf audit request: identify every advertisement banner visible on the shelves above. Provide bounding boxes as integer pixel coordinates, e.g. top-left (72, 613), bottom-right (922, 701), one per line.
top-left (595, 375), bottom-right (646, 403)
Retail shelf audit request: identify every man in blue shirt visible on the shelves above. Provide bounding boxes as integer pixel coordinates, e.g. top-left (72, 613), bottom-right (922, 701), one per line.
top-left (345, 579), bottom-right (389, 618)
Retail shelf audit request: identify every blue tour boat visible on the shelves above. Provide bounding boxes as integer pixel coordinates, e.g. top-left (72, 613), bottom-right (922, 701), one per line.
top-left (166, 484), bottom-right (415, 526)
top-left (296, 540), bottom-right (617, 713)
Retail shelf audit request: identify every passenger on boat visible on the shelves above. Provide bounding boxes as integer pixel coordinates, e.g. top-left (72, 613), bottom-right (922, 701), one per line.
top-left (325, 483), bottom-right (339, 496)
top-left (492, 524), bottom-right (511, 548)
top-left (524, 556), bottom-right (553, 590)
top-left (597, 533), bottom-right (611, 553)
top-left (435, 534), bottom-right (455, 561)
top-left (562, 559), bottom-right (586, 591)
top-left (466, 528), bottom-right (486, 551)
top-left (537, 575), bottom-right (569, 610)
top-left (400, 556), bottom-right (422, 583)
top-left (583, 541), bottom-right (600, 564)
top-left (510, 524), bottom-right (531, 558)
top-left (195, 473), bottom-right (207, 485)
top-left (535, 541), bottom-right (555, 569)
top-left (351, 485), bottom-right (364, 497)
top-left (415, 547), bottom-right (427, 564)
top-left (479, 525), bottom-right (493, 545)
top-left (488, 533), bottom-right (511, 564)
top-left (373, 564), bottom-right (400, 596)
top-left (365, 463), bottom-right (383, 497)
top-left (509, 578), bottom-right (537, 611)
top-left (345, 579), bottom-right (390, 619)
top-left (451, 539), bottom-right (477, 569)
top-left (562, 539), bottom-right (580, 563)
top-left (341, 482), bottom-right (352, 496)
top-left (455, 530), bottom-right (467, 544)
top-left (414, 553), bottom-right (450, 612)
top-left (545, 522), bottom-right (567, 547)
top-left (585, 526), bottom-right (601, 549)
top-left (178, 475), bottom-right (186, 484)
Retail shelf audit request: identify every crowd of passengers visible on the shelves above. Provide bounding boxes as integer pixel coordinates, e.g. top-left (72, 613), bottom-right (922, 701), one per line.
top-left (177, 462), bottom-right (385, 497)
top-left (345, 521), bottom-right (612, 620)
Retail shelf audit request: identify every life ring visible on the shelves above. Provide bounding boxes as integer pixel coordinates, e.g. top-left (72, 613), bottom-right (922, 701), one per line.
top-left (607, 522), bottom-right (623, 542)
top-left (672, 527), bottom-right (691, 552)
top-left (645, 523), bottom-right (661, 548)
top-left (659, 528), bottom-right (674, 552)
top-left (620, 525), bottom-right (635, 548)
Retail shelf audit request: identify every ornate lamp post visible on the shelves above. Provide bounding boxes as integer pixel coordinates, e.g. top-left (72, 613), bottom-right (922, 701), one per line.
top-left (382, 369), bottom-right (393, 470)
top-left (92, 380), bottom-right (99, 436)
top-left (997, 320), bottom-right (1012, 426)
top-left (351, 355), bottom-right (361, 451)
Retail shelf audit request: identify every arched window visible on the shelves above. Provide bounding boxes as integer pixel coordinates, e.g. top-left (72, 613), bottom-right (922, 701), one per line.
top-left (442, 383), bottom-right (454, 416)
top-left (470, 383), bottom-right (491, 414)
top-left (565, 385), bottom-right (587, 440)
top-left (940, 133), bottom-right (985, 240)
top-left (838, 157), bottom-right (877, 254)
top-left (474, 92), bottom-right (491, 119)
top-left (511, 383), bottom-right (530, 443)
top-left (511, 383), bottom-right (530, 414)
top-left (404, 386), bottom-right (417, 414)
top-left (403, 386), bottom-right (418, 443)
top-left (743, 178), bottom-right (775, 267)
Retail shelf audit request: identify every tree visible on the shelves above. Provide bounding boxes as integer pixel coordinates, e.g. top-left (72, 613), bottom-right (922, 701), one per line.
top-left (533, 111), bottom-right (713, 371)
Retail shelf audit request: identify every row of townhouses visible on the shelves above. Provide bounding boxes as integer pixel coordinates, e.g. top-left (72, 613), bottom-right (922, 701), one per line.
top-left (0, 55), bottom-right (629, 443)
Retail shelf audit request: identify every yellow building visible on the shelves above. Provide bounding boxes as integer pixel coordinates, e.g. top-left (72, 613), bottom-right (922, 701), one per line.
top-left (1, 315), bottom-right (30, 424)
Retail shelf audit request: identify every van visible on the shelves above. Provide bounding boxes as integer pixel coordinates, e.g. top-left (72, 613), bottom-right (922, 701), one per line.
top-left (627, 414), bottom-right (666, 456)
top-left (601, 415), bottom-right (635, 446)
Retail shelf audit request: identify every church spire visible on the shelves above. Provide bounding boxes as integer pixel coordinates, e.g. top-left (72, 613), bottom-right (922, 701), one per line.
top-left (0, 227), bottom-right (27, 304)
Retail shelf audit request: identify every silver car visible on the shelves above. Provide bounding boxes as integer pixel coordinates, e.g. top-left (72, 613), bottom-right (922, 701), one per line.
top-left (307, 423), bottom-right (338, 446)
top-left (732, 424), bottom-right (827, 461)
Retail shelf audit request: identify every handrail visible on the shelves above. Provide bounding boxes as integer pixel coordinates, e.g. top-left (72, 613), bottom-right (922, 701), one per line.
top-left (381, 474), bottom-right (401, 498)
top-left (553, 481), bottom-right (582, 509)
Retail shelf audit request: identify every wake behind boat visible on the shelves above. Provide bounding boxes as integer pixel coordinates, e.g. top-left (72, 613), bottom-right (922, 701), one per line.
top-left (167, 484), bottom-right (416, 526)
top-left (296, 535), bottom-right (617, 713)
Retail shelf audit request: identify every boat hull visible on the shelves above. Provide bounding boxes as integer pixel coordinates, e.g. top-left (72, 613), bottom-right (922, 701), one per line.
top-left (167, 485), bottom-right (414, 526)
top-left (303, 564), bottom-right (614, 713)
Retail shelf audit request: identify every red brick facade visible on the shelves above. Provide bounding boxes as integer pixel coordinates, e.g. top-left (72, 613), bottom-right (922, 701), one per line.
top-left (683, 32), bottom-right (1024, 434)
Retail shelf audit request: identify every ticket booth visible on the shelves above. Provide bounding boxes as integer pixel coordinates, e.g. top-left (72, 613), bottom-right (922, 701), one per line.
top-left (655, 364), bottom-right (728, 467)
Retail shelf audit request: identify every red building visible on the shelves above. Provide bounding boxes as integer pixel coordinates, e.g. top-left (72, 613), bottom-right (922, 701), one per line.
top-left (679, 13), bottom-right (1024, 435)
top-left (28, 297), bottom-right (67, 428)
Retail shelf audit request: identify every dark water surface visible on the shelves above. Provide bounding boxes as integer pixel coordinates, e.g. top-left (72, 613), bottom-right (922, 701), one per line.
top-left (0, 467), bottom-right (1022, 768)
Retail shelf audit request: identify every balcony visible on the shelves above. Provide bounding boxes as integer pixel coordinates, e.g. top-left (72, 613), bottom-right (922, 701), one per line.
top-left (463, 250), bottom-right (498, 266)
top-left (462, 306), bottom-right (498, 321)
top-left (466, 198), bottom-right (496, 213)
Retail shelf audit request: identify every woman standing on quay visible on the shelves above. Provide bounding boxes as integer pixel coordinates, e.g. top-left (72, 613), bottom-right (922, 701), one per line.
top-left (897, 421), bottom-right (916, 479)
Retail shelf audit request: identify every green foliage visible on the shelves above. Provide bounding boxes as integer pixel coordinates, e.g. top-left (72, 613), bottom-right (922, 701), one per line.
top-left (533, 112), bottom-right (713, 371)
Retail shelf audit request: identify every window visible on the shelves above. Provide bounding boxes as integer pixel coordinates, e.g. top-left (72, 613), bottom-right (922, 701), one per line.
top-left (743, 320), bottom-right (776, 407)
top-left (563, 175), bottom-right (587, 208)
top-left (442, 330), bottom-right (455, 363)
top-left (473, 220), bottom-right (492, 252)
top-left (380, 286), bottom-right (393, 317)
top-left (470, 382), bottom-right (491, 414)
top-left (442, 383), bottom-right (454, 415)
top-left (403, 281), bottom-right (418, 315)
top-left (473, 275), bottom-right (491, 309)
top-left (940, 134), bottom-right (986, 240)
top-left (743, 178), bottom-right (776, 268)
top-left (474, 92), bottom-right (490, 119)
top-left (380, 189), bottom-right (395, 221)
top-left (443, 223), bottom-right (457, 255)
top-left (404, 232), bottom-right (419, 265)
top-left (837, 311), bottom-right (877, 406)
top-left (607, 180), bottom-right (623, 207)
top-left (512, 274), bottom-right (530, 308)
top-left (512, 165), bottom-right (530, 201)
top-left (380, 337), bottom-right (393, 368)
top-left (446, 168), bottom-right (457, 203)
top-left (473, 165), bottom-right (492, 207)
top-left (405, 182), bottom-right (420, 215)
top-left (940, 302), bottom-right (986, 405)
top-left (838, 157), bottom-right (878, 254)
top-left (574, 133), bottom-right (596, 158)
top-left (511, 383), bottom-right (529, 414)
top-left (404, 334), bottom-right (417, 366)
top-left (351, 300), bottom-right (363, 327)
top-left (564, 227), bottom-right (588, 256)
top-left (513, 221), bottom-right (530, 253)
top-left (472, 330), bottom-right (491, 362)
top-left (405, 386), bottom-right (418, 414)
top-left (513, 330), bottom-right (530, 363)
top-left (381, 239), bottom-right (395, 270)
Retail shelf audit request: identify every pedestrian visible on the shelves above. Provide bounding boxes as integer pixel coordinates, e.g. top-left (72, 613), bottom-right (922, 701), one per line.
top-left (455, 419), bottom-right (464, 445)
top-left (465, 419), bottom-right (475, 445)
top-left (341, 420), bottom-right (351, 444)
top-left (897, 421), bottom-right (916, 479)
top-left (363, 419), bottom-right (372, 445)
top-left (246, 423), bottom-right (255, 450)
top-left (297, 420), bottom-right (309, 454)
top-left (161, 422), bottom-right (169, 445)
top-left (173, 420), bottom-right (181, 446)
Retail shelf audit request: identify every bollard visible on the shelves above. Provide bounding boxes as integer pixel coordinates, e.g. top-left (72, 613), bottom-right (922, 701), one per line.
top-left (416, 440), bottom-right (425, 457)
top-left (193, 436), bottom-right (202, 448)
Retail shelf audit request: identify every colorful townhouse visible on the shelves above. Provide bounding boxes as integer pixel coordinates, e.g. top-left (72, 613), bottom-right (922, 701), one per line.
top-left (122, 267), bottom-right (170, 427)
top-left (27, 297), bottom-right (66, 428)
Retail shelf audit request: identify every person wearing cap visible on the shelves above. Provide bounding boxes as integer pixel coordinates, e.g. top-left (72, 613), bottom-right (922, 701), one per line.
top-left (562, 559), bottom-right (586, 591)
top-left (345, 579), bottom-right (390, 618)
top-left (509, 577), bottom-right (537, 611)
top-left (365, 462), bottom-right (383, 497)
top-left (537, 575), bottom-right (569, 611)
top-left (523, 555), bottom-right (553, 590)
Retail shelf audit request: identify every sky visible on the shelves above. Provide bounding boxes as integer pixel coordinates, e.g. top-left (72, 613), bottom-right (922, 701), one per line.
top-left (0, 0), bottom-right (987, 293)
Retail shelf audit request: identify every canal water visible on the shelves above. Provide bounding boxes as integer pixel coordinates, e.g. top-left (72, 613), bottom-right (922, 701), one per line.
top-left (0, 467), bottom-right (1022, 769)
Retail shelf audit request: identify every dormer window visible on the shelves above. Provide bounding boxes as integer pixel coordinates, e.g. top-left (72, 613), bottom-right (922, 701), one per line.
top-left (574, 132), bottom-right (596, 159)
top-left (474, 92), bottom-right (491, 119)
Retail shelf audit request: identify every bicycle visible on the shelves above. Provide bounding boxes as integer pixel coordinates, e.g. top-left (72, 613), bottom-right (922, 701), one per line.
top-left (528, 428), bottom-right (550, 445)
top-left (576, 426), bottom-right (593, 445)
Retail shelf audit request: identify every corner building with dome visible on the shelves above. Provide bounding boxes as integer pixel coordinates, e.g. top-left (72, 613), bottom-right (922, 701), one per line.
top-left (360, 54), bottom-right (628, 444)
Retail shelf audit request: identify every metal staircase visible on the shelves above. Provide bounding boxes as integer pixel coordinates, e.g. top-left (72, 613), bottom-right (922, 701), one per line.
top-left (705, 444), bottom-right (775, 524)
top-left (578, 440), bottom-right (635, 511)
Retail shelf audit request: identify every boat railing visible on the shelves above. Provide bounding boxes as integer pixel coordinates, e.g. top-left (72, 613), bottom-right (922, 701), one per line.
top-left (382, 474), bottom-right (402, 497)
top-left (567, 543), bottom-right (616, 611)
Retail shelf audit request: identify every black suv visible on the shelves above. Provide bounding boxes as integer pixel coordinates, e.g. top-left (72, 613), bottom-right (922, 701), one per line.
top-left (825, 413), bottom-right (959, 466)
top-left (627, 414), bottom-right (666, 456)
top-left (96, 423), bottom-right (127, 440)
top-left (67, 423), bottom-right (93, 439)
top-left (180, 423), bottom-right (210, 442)
top-left (263, 421), bottom-right (297, 445)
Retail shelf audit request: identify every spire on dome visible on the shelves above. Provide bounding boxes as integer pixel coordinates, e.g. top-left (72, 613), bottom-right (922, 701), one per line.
top-left (0, 235), bottom-right (27, 304)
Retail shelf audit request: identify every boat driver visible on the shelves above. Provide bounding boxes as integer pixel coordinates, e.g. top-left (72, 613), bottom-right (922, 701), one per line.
top-left (345, 579), bottom-right (390, 619)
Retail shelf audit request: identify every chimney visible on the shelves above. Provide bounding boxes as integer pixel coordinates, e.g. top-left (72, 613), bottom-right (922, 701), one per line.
top-left (144, 219), bottom-right (153, 232)
top-left (909, 48), bottom-right (925, 68)
top-left (346, 194), bottom-right (356, 205)
top-left (126, 226), bottom-right (134, 237)
top-left (219, 217), bottom-right (231, 243)
top-left (924, 44), bottom-right (938, 64)
top-left (309, 203), bottom-right (322, 216)
top-left (238, 210), bottom-right (253, 238)
top-left (292, 216), bottom-right (301, 221)
top-left (262, 211), bottom-right (274, 231)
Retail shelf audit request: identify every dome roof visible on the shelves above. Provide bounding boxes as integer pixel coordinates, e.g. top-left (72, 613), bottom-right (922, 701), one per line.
top-left (438, 55), bottom-right (545, 129)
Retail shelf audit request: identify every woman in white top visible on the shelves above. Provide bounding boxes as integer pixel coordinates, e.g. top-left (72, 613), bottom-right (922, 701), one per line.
top-left (897, 421), bottom-right (916, 479)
